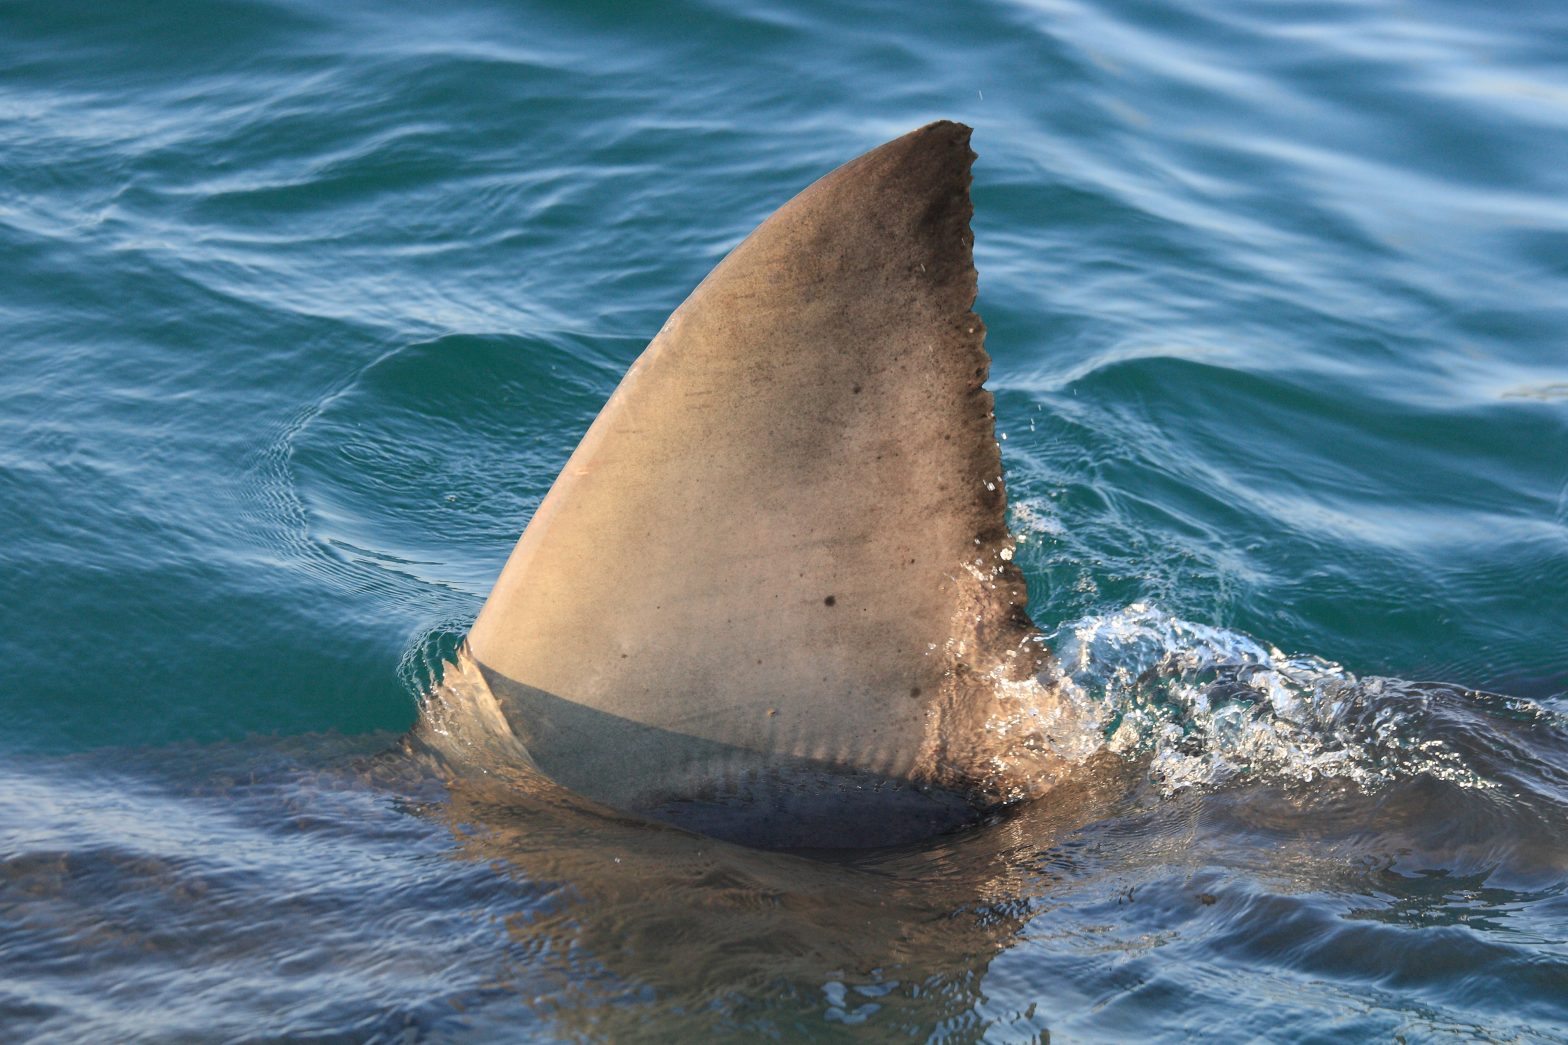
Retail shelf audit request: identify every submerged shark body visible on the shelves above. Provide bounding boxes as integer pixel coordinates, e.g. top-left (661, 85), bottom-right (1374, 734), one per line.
top-left (441, 122), bottom-right (1083, 846)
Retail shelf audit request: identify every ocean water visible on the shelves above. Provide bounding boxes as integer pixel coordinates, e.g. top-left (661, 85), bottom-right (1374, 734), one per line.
top-left (2, 0), bottom-right (1566, 1039)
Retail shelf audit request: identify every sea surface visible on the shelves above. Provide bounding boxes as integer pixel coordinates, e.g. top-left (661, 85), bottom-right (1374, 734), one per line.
top-left (3, 0), bottom-right (1567, 1039)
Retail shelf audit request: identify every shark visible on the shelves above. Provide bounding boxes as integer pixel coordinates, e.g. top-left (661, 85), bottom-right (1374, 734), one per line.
top-left (430, 122), bottom-right (1092, 848)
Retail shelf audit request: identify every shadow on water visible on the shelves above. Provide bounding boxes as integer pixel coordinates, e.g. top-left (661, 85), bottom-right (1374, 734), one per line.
top-left (420, 744), bottom-right (1140, 1040)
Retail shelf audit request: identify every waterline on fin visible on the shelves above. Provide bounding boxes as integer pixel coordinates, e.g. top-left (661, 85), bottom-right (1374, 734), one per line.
top-left (417, 645), bottom-right (995, 849)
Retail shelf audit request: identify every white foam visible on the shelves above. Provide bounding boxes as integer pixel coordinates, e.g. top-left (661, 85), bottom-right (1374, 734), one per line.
top-left (1039, 604), bottom-right (1494, 795)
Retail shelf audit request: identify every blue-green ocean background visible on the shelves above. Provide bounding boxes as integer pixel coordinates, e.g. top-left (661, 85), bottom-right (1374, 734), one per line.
top-left (3, 0), bottom-right (1567, 1040)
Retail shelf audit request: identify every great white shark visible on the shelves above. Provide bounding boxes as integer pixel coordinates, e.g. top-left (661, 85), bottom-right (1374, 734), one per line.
top-left (430, 121), bottom-right (1095, 848)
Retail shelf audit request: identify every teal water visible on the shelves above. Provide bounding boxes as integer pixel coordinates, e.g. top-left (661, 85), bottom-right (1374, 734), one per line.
top-left (3, 0), bottom-right (1566, 1039)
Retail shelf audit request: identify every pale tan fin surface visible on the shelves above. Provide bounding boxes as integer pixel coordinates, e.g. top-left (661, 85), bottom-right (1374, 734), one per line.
top-left (465, 122), bottom-right (1047, 818)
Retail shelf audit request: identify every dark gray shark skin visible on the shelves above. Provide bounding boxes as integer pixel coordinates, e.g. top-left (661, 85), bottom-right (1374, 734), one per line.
top-left (457, 123), bottom-right (1075, 846)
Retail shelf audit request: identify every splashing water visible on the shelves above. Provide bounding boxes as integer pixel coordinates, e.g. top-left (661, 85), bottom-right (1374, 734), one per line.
top-left (1037, 604), bottom-right (1552, 797)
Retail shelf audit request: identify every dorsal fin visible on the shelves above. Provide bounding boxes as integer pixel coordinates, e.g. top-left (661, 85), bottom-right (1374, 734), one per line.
top-left (463, 122), bottom-right (1047, 840)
